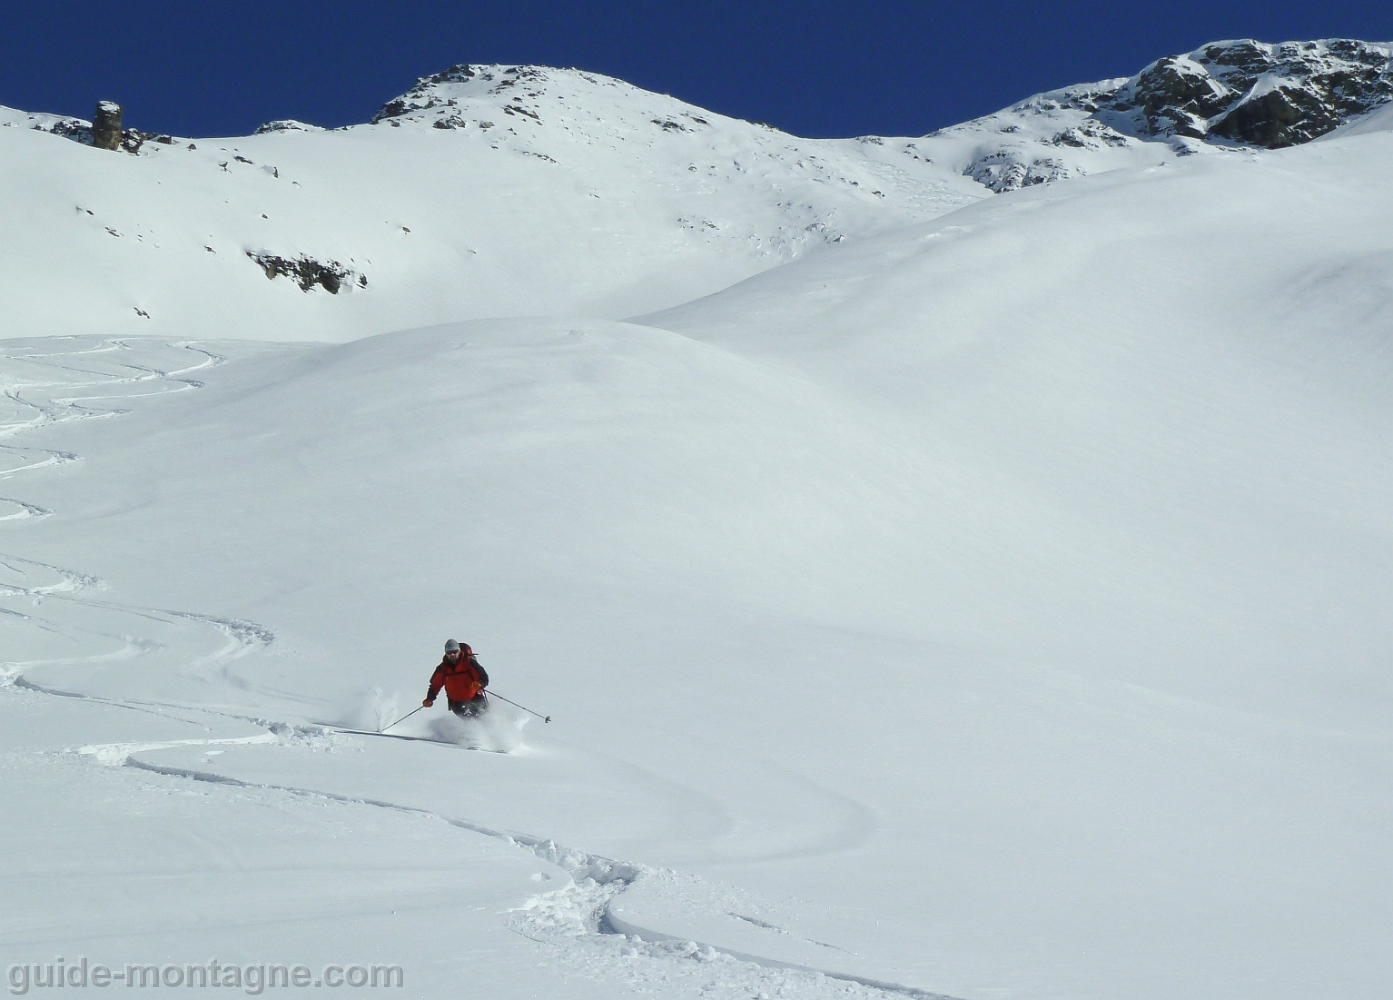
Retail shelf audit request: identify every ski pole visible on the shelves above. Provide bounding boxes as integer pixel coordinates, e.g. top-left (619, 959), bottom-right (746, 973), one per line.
top-left (488, 690), bottom-right (551, 723)
top-left (381, 705), bottom-right (425, 732)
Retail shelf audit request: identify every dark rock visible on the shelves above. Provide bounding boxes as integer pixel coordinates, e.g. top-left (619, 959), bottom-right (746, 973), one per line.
top-left (92, 101), bottom-right (122, 150)
top-left (1210, 86), bottom-right (1321, 146)
top-left (372, 64), bottom-right (478, 123)
top-left (1197, 40), bottom-right (1272, 77)
top-left (46, 119), bottom-right (94, 144)
top-left (246, 251), bottom-right (360, 294)
top-left (1133, 57), bottom-right (1231, 120)
top-left (372, 97), bottom-right (416, 123)
top-left (119, 128), bottom-right (148, 154)
top-left (426, 64), bottom-right (477, 85)
top-left (1098, 38), bottom-right (1393, 149)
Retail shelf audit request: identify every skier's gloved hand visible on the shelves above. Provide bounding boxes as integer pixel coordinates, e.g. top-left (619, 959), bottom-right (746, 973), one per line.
top-left (423, 698), bottom-right (433, 708)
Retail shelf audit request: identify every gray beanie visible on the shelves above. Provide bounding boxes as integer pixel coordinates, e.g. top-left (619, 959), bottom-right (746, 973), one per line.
top-left (444, 639), bottom-right (461, 652)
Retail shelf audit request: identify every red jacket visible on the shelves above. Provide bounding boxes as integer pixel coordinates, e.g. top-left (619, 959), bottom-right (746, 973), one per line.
top-left (427, 646), bottom-right (488, 703)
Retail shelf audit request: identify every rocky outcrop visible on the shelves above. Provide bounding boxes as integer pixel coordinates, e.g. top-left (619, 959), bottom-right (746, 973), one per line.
top-left (368, 63), bottom-right (555, 126)
top-left (950, 38), bottom-right (1392, 194)
top-left (254, 119), bottom-right (325, 134)
top-left (22, 102), bottom-right (174, 155)
top-left (966, 154), bottom-right (1071, 193)
top-left (117, 129), bottom-right (174, 154)
top-left (246, 251), bottom-right (365, 294)
top-left (1100, 39), bottom-right (1393, 148)
top-left (371, 64), bottom-right (478, 123)
top-left (92, 101), bottom-right (123, 150)
top-left (43, 118), bottom-right (95, 144)
top-left (1210, 85), bottom-right (1309, 145)
top-left (1127, 56), bottom-right (1233, 138)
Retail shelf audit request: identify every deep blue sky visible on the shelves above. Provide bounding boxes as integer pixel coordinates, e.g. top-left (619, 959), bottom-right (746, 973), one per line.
top-left (3, 2), bottom-right (1390, 138)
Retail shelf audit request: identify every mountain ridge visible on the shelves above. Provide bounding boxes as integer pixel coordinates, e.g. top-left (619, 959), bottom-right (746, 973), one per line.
top-left (336, 38), bottom-right (1393, 192)
top-left (0, 39), bottom-right (1389, 341)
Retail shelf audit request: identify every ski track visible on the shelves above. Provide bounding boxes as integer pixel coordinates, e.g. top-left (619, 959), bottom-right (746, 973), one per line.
top-left (0, 337), bottom-right (277, 695)
top-left (115, 732), bottom-right (961, 1000)
top-left (0, 497), bottom-right (53, 521)
top-left (0, 338), bottom-right (959, 1000)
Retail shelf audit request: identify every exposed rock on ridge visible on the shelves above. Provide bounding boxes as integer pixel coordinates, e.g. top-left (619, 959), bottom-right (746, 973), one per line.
top-left (1103, 38), bottom-right (1393, 147)
top-left (254, 119), bottom-right (325, 134)
top-left (92, 101), bottom-right (123, 150)
top-left (10, 107), bottom-right (176, 154)
top-left (371, 63), bottom-right (485, 124)
top-left (940, 38), bottom-right (1391, 192)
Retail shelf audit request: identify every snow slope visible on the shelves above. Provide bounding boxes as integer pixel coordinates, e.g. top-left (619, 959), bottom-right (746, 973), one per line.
top-left (4, 50), bottom-right (1393, 1000)
top-left (14, 43), bottom-right (1385, 345)
top-left (0, 64), bottom-right (988, 343)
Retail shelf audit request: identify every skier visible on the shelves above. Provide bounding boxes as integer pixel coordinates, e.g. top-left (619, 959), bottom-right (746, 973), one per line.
top-left (423, 639), bottom-right (489, 718)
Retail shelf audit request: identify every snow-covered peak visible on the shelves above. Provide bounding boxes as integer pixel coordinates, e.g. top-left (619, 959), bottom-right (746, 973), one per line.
top-left (3, 43), bottom-right (1391, 341)
top-left (365, 62), bottom-right (794, 159)
top-left (372, 63), bottom-right (574, 124)
top-left (1100, 38), bottom-right (1392, 146)
top-left (254, 119), bottom-right (325, 134)
top-left (911, 37), bottom-right (1392, 192)
top-left (0, 63), bottom-right (987, 342)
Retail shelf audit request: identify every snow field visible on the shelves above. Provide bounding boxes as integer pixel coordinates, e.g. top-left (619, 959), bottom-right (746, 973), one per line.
top-left (2, 57), bottom-right (1268, 348)
top-left (0, 334), bottom-right (966, 998)
top-left (2, 66), bottom-right (1393, 1000)
top-left (0, 66), bottom-right (986, 345)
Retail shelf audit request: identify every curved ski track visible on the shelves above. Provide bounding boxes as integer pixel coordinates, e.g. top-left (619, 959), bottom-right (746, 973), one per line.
top-left (0, 337), bottom-right (960, 1000)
